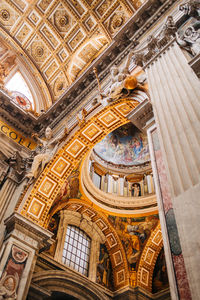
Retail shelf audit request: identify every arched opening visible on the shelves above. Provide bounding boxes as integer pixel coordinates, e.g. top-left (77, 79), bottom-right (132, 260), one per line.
top-left (46, 291), bottom-right (79, 300)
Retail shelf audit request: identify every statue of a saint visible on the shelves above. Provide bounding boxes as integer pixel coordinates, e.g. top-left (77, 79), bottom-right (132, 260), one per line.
top-left (27, 126), bottom-right (68, 182)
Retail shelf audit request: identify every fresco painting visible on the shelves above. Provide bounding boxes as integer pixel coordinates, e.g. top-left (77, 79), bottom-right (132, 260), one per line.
top-left (108, 215), bottom-right (159, 270)
top-left (97, 244), bottom-right (113, 289)
top-left (152, 248), bottom-right (169, 293)
top-left (0, 245), bottom-right (28, 299)
top-left (94, 123), bottom-right (150, 166)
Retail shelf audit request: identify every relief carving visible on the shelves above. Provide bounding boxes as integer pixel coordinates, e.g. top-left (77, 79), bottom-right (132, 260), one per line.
top-left (27, 126), bottom-right (68, 183)
top-left (176, 23), bottom-right (200, 56)
top-left (133, 16), bottom-right (176, 68)
top-left (0, 245), bottom-right (28, 300)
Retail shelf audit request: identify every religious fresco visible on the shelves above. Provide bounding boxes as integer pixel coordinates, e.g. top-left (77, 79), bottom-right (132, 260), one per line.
top-left (97, 244), bottom-right (113, 290)
top-left (94, 123), bottom-right (150, 166)
top-left (50, 166), bottom-right (82, 212)
top-left (108, 215), bottom-right (159, 270)
top-left (0, 245), bottom-right (28, 299)
top-left (152, 248), bottom-right (169, 293)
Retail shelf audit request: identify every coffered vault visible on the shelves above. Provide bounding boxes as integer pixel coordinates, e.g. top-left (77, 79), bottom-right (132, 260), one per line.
top-left (0, 0), bottom-right (143, 106)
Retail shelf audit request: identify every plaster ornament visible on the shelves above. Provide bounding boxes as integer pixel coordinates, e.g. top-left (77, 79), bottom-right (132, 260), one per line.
top-left (77, 108), bottom-right (87, 127)
top-left (176, 24), bottom-right (200, 56)
top-left (0, 54), bottom-right (16, 86)
top-left (0, 272), bottom-right (19, 300)
top-left (179, 0), bottom-right (200, 20)
top-left (133, 16), bottom-right (176, 68)
top-left (26, 126), bottom-right (68, 183)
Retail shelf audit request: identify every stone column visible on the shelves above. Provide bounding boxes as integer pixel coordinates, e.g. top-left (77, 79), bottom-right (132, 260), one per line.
top-left (0, 172), bottom-right (28, 246)
top-left (0, 213), bottom-right (52, 300)
top-left (146, 42), bottom-right (200, 299)
top-left (0, 174), bottom-right (17, 224)
top-left (119, 176), bottom-right (124, 196)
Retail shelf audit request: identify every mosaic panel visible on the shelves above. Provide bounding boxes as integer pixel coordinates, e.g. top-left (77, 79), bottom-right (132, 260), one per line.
top-left (116, 269), bottom-right (125, 285)
top-left (152, 230), bottom-right (162, 246)
top-left (82, 208), bottom-right (96, 218)
top-left (65, 139), bottom-right (86, 158)
top-left (95, 219), bottom-right (108, 231)
top-left (51, 157), bottom-right (70, 178)
top-left (113, 250), bottom-right (123, 266)
top-left (99, 111), bottom-right (120, 128)
top-left (144, 247), bottom-right (155, 265)
top-left (27, 198), bottom-right (45, 219)
top-left (38, 176), bottom-right (57, 198)
top-left (140, 268), bottom-right (149, 286)
top-left (82, 123), bottom-right (102, 141)
top-left (106, 233), bottom-right (117, 248)
top-left (114, 103), bottom-right (133, 117)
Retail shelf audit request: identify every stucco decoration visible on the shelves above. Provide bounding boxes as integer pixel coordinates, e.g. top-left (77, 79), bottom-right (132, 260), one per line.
top-left (0, 0), bottom-right (143, 103)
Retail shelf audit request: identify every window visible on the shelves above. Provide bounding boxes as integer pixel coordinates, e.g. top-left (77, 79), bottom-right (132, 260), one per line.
top-left (62, 225), bottom-right (91, 276)
top-left (5, 71), bottom-right (34, 106)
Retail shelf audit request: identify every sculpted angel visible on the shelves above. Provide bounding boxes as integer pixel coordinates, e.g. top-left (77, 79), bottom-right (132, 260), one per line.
top-left (27, 126), bottom-right (68, 182)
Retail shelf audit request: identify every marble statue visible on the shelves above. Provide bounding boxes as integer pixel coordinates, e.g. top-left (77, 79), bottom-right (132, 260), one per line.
top-left (107, 51), bottom-right (134, 101)
top-left (176, 24), bottom-right (200, 56)
top-left (179, 0), bottom-right (200, 20)
top-left (76, 108), bottom-right (87, 127)
top-left (27, 126), bottom-right (68, 182)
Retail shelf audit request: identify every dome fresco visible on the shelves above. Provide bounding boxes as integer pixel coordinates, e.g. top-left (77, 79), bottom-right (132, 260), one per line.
top-left (94, 123), bottom-right (150, 166)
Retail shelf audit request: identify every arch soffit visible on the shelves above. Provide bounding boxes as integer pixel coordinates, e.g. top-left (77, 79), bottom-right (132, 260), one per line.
top-left (137, 222), bottom-right (163, 292)
top-left (17, 98), bottom-right (141, 226)
top-left (32, 270), bottom-right (110, 300)
top-left (0, 29), bottom-right (52, 110)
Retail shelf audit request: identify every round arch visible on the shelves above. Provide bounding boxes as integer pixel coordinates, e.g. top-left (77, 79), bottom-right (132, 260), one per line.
top-left (31, 270), bottom-right (110, 300)
top-left (0, 30), bottom-right (52, 111)
top-left (17, 98), bottom-right (143, 227)
top-left (49, 199), bottom-right (129, 290)
top-left (137, 223), bottom-right (163, 292)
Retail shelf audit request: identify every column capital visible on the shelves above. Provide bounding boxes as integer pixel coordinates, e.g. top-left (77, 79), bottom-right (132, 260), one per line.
top-left (133, 16), bottom-right (176, 69)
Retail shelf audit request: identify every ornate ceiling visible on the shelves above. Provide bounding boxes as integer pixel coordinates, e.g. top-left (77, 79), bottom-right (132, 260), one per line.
top-left (0, 0), bottom-right (143, 105)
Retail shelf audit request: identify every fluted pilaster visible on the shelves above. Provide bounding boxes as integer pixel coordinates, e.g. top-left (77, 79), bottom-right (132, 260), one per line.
top-left (146, 42), bottom-right (200, 299)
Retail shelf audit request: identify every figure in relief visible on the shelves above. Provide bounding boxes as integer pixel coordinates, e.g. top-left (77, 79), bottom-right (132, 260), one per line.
top-left (0, 272), bottom-right (18, 300)
top-left (27, 126), bottom-right (68, 183)
top-left (93, 51), bottom-right (141, 106)
top-left (176, 23), bottom-right (200, 56)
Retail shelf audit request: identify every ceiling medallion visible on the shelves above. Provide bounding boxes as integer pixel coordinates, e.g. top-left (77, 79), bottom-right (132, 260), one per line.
top-left (0, 9), bottom-right (10, 21)
top-left (57, 82), bottom-right (64, 91)
top-left (35, 46), bottom-right (44, 57)
top-left (59, 16), bottom-right (69, 27)
top-left (112, 15), bottom-right (124, 30)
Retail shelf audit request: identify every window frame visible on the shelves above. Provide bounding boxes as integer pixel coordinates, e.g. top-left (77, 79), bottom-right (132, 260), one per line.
top-left (54, 210), bottom-right (106, 281)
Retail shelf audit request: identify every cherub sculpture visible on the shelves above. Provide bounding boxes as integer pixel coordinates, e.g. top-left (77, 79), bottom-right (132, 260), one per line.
top-left (27, 126), bottom-right (68, 183)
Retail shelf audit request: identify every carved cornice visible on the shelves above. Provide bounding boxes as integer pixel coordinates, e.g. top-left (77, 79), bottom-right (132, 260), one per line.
top-left (4, 212), bottom-right (53, 249)
top-left (0, 0), bottom-right (177, 136)
top-left (127, 99), bottom-right (154, 131)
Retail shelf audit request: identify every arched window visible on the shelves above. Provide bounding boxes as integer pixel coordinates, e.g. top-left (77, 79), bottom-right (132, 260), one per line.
top-left (5, 71), bottom-right (34, 108)
top-left (62, 225), bottom-right (91, 276)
